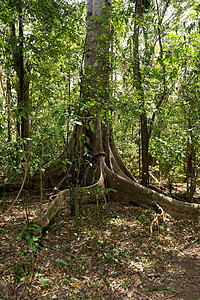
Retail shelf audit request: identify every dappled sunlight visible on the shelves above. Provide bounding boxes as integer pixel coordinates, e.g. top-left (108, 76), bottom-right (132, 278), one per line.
top-left (1, 195), bottom-right (200, 299)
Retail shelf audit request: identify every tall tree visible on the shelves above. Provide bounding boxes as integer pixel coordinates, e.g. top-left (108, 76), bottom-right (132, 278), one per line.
top-left (132, 0), bottom-right (171, 186)
top-left (132, 0), bottom-right (149, 186)
top-left (11, 1), bottom-right (31, 139)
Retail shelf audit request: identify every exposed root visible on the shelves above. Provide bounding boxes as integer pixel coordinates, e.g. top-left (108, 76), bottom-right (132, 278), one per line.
top-left (35, 172), bottom-right (105, 230)
top-left (150, 202), bottom-right (166, 236)
top-left (104, 163), bottom-right (200, 220)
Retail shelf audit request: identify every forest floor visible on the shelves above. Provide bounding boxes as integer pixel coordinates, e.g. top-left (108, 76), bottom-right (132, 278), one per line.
top-left (0, 191), bottom-right (200, 300)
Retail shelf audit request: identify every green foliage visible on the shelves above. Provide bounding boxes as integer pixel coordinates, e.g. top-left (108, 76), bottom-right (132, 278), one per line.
top-left (0, 0), bottom-right (85, 179)
top-left (11, 263), bottom-right (28, 282)
top-left (24, 222), bottom-right (42, 249)
top-left (112, 0), bottom-right (200, 183)
top-left (0, 0), bottom-right (199, 187)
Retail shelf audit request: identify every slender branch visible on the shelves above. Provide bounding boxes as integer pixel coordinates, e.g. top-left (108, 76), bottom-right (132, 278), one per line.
top-left (148, 0), bottom-right (171, 138)
top-left (132, 0), bottom-right (143, 96)
top-left (161, 0), bottom-right (171, 20)
top-left (40, 119), bottom-right (44, 214)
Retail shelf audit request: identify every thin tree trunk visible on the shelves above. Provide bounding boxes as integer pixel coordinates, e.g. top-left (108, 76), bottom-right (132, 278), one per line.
top-left (18, 5), bottom-right (24, 137)
top-left (10, 4), bottom-right (31, 140)
top-left (18, 4), bottom-right (31, 139)
top-left (6, 75), bottom-right (12, 141)
top-left (186, 116), bottom-right (196, 202)
top-left (133, 0), bottom-right (149, 186)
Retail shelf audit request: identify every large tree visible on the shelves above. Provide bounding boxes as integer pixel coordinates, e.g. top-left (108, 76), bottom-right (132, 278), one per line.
top-left (1, 0), bottom-right (200, 229)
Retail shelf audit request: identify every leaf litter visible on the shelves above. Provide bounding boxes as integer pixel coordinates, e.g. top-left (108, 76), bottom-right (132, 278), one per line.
top-left (0, 191), bottom-right (200, 299)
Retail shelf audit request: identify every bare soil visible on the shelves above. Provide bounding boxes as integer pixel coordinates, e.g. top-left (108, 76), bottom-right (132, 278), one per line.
top-left (0, 191), bottom-right (200, 300)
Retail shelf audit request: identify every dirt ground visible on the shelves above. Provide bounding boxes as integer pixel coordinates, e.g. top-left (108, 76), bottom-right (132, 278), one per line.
top-left (0, 191), bottom-right (200, 300)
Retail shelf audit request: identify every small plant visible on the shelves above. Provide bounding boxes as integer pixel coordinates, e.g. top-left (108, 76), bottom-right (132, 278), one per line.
top-left (24, 222), bottom-right (43, 251)
top-left (139, 209), bottom-right (154, 224)
top-left (11, 263), bottom-right (28, 282)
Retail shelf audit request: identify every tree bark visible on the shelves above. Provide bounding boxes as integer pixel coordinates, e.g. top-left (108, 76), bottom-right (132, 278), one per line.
top-left (6, 75), bottom-right (12, 141)
top-left (186, 108), bottom-right (196, 202)
top-left (11, 4), bottom-right (31, 140)
top-left (133, 0), bottom-right (149, 186)
top-left (18, 4), bottom-right (31, 139)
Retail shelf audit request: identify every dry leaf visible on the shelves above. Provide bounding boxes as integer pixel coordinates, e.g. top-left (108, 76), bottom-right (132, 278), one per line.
top-left (70, 282), bottom-right (80, 288)
top-left (132, 275), bottom-right (142, 288)
top-left (87, 258), bottom-right (92, 268)
top-left (98, 279), bottom-right (104, 285)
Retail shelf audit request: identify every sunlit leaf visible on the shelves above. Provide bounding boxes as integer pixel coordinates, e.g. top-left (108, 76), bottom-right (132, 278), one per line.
top-left (166, 287), bottom-right (177, 293)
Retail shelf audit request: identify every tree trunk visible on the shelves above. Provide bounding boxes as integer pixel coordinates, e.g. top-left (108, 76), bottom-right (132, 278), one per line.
top-left (140, 113), bottom-right (149, 186)
top-left (11, 4), bottom-right (31, 140)
top-left (181, 78), bottom-right (196, 202)
top-left (6, 75), bottom-right (12, 141)
top-left (132, 0), bottom-right (149, 186)
top-left (18, 5), bottom-right (31, 139)
top-left (186, 124), bottom-right (196, 202)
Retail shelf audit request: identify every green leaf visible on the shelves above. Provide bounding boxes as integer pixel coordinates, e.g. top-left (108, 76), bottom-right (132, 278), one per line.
top-left (25, 230), bottom-right (30, 239)
top-left (147, 286), bottom-right (158, 291)
top-left (105, 188), bottom-right (117, 193)
top-left (0, 37), bottom-right (5, 48)
top-left (139, 216), bottom-right (145, 223)
top-left (59, 104), bottom-right (66, 112)
top-left (166, 287), bottom-right (177, 293)
top-left (101, 256), bottom-right (111, 265)
top-left (55, 127), bottom-right (60, 137)
top-left (63, 159), bottom-right (72, 165)
top-left (20, 249), bottom-right (26, 256)
top-left (89, 120), bottom-right (94, 132)
top-left (15, 233), bottom-right (23, 241)
top-left (32, 236), bottom-right (42, 242)
top-left (57, 259), bottom-right (69, 265)
top-left (59, 115), bottom-right (66, 126)
top-left (27, 222), bottom-right (42, 233)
